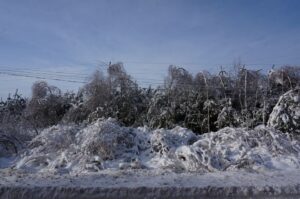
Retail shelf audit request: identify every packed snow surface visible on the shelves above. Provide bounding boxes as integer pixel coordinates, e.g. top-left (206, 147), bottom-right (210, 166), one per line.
top-left (8, 118), bottom-right (300, 174)
top-left (1, 169), bottom-right (300, 199)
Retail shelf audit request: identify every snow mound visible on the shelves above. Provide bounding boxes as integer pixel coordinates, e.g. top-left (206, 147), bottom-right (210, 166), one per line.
top-left (175, 126), bottom-right (300, 172)
top-left (150, 127), bottom-right (197, 155)
top-left (78, 118), bottom-right (136, 160)
top-left (268, 88), bottom-right (300, 134)
top-left (15, 119), bottom-right (196, 174)
top-left (13, 119), bottom-right (300, 174)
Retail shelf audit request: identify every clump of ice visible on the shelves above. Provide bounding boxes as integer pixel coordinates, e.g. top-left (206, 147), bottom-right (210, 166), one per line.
top-left (13, 117), bottom-right (300, 174)
top-left (268, 88), bottom-right (300, 134)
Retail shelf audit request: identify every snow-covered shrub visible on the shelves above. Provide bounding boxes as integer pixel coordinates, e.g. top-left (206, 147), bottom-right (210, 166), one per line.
top-left (63, 103), bottom-right (90, 124)
top-left (146, 89), bottom-right (173, 128)
top-left (25, 81), bottom-right (71, 129)
top-left (175, 126), bottom-right (300, 172)
top-left (0, 132), bottom-right (21, 157)
top-left (28, 124), bottom-right (80, 151)
top-left (0, 91), bottom-right (33, 146)
top-left (82, 70), bottom-right (110, 112)
top-left (15, 124), bottom-right (83, 172)
top-left (15, 119), bottom-right (146, 173)
top-left (14, 118), bottom-right (199, 173)
top-left (150, 127), bottom-right (197, 155)
top-left (268, 88), bottom-right (300, 134)
top-left (202, 99), bottom-right (219, 132)
top-left (78, 118), bottom-right (136, 160)
top-left (216, 99), bottom-right (238, 128)
top-left (61, 92), bottom-right (89, 124)
top-left (77, 63), bottom-right (149, 126)
top-left (0, 91), bottom-right (26, 118)
top-left (1, 64), bottom-right (299, 138)
top-left (10, 118), bottom-right (300, 174)
top-left (268, 66), bottom-right (300, 93)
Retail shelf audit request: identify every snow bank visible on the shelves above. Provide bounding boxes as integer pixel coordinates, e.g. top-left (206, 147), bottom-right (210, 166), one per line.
top-left (12, 117), bottom-right (300, 174)
top-left (176, 126), bottom-right (300, 172)
top-left (268, 88), bottom-right (300, 134)
top-left (14, 118), bottom-right (196, 174)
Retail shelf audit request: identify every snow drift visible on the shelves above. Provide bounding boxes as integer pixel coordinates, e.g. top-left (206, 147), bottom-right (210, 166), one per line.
top-left (12, 118), bottom-right (300, 174)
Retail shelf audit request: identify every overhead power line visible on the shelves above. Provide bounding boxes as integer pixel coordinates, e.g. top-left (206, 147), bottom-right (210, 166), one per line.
top-left (0, 62), bottom-right (298, 88)
top-left (0, 68), bottom-right (165, 83)
top-left (0, 71), bottom-right (88, 84)
top-left (0, 67), bottom-right (91, 77)
top-left (0, 69), bottom-right (88, 80)
top-left (0, 71), bottom-right (271, 91)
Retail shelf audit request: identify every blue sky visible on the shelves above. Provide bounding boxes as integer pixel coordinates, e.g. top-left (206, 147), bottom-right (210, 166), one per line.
top-left (0, 0), bottom-right (300, 98)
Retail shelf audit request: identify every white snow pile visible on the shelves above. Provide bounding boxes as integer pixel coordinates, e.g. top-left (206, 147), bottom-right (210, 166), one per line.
top-left (268, 88), bottom-right (300, 134)
top-left (176, 126), bottom-right (300, 172)
top-left (14, 118), bottom-right (197, 174)
top-left (11, 117), bottom-right (300, 174)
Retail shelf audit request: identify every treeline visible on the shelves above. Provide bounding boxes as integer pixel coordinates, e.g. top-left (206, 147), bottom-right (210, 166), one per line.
top-left (0, 63), bottom-right (299, 137)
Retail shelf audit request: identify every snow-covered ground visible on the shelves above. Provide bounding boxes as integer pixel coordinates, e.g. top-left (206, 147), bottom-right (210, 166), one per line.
top-left (1, 168), bottom-right (300, 198)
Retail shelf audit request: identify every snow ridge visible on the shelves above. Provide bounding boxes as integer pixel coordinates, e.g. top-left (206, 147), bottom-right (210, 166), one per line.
top-left (13, 118), bottom-right (300, 174)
